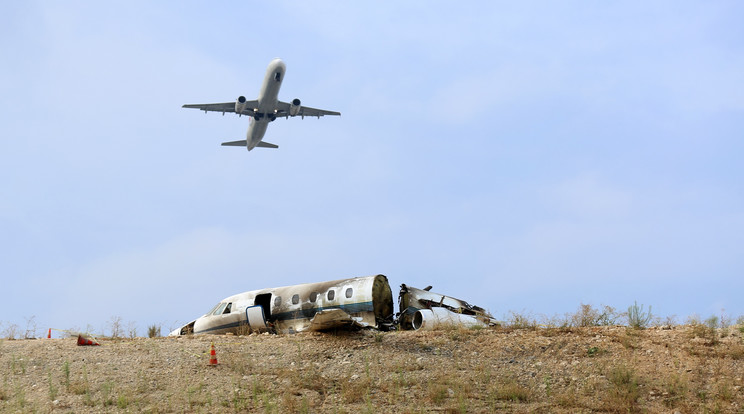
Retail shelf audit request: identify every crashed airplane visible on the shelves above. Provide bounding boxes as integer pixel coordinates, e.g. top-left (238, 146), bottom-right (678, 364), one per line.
top-left (170, 275), bottom-right (394, 335)
top-left (169, 275), bottom-right (496, 336)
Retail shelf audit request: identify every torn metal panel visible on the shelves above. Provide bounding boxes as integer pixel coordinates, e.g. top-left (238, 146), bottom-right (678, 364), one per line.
top-left (398, 284), bottom-right (497, 330)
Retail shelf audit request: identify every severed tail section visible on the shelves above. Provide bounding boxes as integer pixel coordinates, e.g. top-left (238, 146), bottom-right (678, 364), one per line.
top-left (221, 140), bottom-right (278, 148)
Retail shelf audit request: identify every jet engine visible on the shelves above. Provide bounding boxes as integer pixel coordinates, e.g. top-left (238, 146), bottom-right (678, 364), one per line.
top-left (235, 96), bottom-right (247, 114)
top-left (289, 98), bottom-right (301, 116)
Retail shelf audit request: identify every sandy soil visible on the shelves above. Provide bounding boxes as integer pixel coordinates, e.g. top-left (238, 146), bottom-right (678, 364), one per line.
top-left (1, 326), bottom-right (742, 413)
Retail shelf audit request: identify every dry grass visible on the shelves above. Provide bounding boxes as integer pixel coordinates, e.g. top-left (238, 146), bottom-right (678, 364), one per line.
top-left (1, 326), bottom-right (744, 412)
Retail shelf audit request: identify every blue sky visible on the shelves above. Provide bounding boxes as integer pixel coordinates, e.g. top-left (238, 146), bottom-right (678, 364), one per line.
top-left (2, 2), bottom-right (743, 336)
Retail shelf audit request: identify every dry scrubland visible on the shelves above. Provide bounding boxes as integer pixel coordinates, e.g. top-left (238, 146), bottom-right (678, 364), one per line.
top-left (1, 324), bottom-right (743, 413)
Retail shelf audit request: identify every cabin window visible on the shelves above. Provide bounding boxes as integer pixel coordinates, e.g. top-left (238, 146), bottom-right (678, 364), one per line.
top-left (274, 296), bottom-right (282, 308)
top-left (345, 288), bottom-right (353, 298)
top-left (327, 290), bottom-right (335, 301)
top-left (309, 292), bottom-right (318, 303)
top-left (292, 294), bottom-right (299, 305)
top-left (213, 303), bottom-right (227, 316)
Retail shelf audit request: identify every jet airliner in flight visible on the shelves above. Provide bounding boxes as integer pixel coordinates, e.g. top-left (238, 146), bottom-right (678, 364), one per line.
top-left (182, 58), bottom-right (340, 151)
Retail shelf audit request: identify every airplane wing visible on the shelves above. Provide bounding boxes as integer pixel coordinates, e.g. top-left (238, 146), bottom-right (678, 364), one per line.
top-left (307, 308), bottom-right (369, 331)
top-left (276, 100), bottom-right (341, 118)
top-left (182, 100), bottom-right (259, 114)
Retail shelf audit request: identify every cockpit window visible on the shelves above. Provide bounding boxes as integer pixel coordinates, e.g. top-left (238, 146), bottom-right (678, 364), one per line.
top-left (212, 303), bottom-right (227, 316)
top-left (224, 303), bottom-right (232, 314)
top-left (206, 303), bottom-right (221, 316)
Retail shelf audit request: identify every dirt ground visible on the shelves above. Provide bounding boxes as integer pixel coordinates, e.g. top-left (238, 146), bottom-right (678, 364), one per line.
top-left (1, 326), bottom-right (743, 413)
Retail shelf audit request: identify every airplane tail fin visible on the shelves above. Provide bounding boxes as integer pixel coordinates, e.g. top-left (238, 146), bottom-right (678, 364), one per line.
top-left (221, 140), bottom-right (278, 149)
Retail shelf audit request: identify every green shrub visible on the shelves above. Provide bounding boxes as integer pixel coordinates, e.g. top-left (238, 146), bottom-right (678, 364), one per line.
top-left (627, 301), bottom-right (652, 329)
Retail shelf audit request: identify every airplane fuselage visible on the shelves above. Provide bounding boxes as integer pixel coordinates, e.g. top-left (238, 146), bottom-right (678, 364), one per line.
top-left (169, 275), bottom-right (394, 336)
top-left (246, 58), bottom-right (286, 150)
top-left (182, 58), bottom-right (340, 150)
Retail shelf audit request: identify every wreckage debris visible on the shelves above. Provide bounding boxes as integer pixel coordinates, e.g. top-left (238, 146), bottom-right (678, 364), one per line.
top-left (412, 307), bottom-right (487, 330)
top-left (398, 284), bottom-right (497, 330)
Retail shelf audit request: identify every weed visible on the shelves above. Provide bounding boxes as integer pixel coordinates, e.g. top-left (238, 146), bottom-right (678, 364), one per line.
top-left (117, 394), bottom-right (129, 409)
top-left (507, 311), bottom-right (537, 329)
top-left (83, 390), bottom-right (95, 407)
top-left (3, 323), bottom-right (19, 340)
top-left (341, 375), bottom-right (371, 403)
top-left (127, 321), bottom-right (137, 338)
top-left (147, 324), bottom-right (161, 338)
top-left (606, 365), bottom-right (640, 412)
top-left (543, 375), bottom-right (552, 397)
top-left (716, 381), bottom-right (733, 403)
top-left (570, 303), bottom-right (620, 327)
top-left (722, 344), bottom-right (744, 360)
top-left (108, 316), bottom-right (123, 338)
top-left (662, 373), bottom-right (688, 407)
top-left (101, 381), bottom-right (115, 406)
top-left (15, 385), bottom-right (26, 408)
top-left (705, 315), bottom-right (720, 345)
top-left (555, 391), bottom-right (578, 407)
top-left (300, 395), bottom-right (310, 413)
top-left (587, 346), bottom-right (599, 357)
top-left (492, 380), bottom-right (530, 402)
top-left (62, 360), bottom-right (70, 390)
top-left (627, 301), bottom-right (652, 329)
top-left (23, 315), bottom-right (37, 339)
top-left (48, 372), bottom-right (58, 400)
top-left (9, 354), bottom-right (27, 375)
top-left (429, 383), bottom-right (449, 405)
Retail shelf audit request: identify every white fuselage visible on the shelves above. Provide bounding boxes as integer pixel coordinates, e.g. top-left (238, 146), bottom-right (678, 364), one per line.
top-left (169, 275), bottom-right (394, 336)
top-left (246, 58), bottom-right (286, 150)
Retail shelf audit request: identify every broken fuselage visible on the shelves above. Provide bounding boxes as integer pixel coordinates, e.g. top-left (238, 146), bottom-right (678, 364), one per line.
top-left (170, 275), bottom-right (394, 336)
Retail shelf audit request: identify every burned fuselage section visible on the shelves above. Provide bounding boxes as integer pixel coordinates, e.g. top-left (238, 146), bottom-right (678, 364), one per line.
top-left (397, 284), bottom-right (498, 330)
top-left (170, 275), bottom-right (394, 336)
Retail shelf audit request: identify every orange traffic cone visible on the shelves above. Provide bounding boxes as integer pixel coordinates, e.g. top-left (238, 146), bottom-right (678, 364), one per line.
top-left (77, 334), bottom-right (100, 346)
top-left (208, 342), bottom-right (218, 366)
top-left (47, 328), bottom-right (52, 339)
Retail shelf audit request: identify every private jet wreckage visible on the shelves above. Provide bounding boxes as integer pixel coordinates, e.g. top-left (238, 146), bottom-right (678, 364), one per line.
top-left (169, 275), bottom-right (497, 336)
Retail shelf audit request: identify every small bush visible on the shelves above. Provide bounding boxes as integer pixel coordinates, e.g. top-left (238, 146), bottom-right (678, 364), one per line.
top-left (506, 311), bottom-right (537, 329)
top-left (493, 380), bottom-right (531, 402)
top-left (627, 301), bottom-right (652, 329)
top-left (606, 365), bottom-right (640, 412)
top-left (147, 324), bottom-right (161, 338)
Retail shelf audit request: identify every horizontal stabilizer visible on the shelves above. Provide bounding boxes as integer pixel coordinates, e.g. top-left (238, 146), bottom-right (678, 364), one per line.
top-left (221, 140), bottom-right (247, 146)
top-left (220, 140), bottom-right (278, 148)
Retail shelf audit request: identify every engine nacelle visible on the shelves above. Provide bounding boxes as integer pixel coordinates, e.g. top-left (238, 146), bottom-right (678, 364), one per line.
top-left (289, 98), bottom-right (301, 116)
top-left (235, 96), bottom-right (247, 114)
